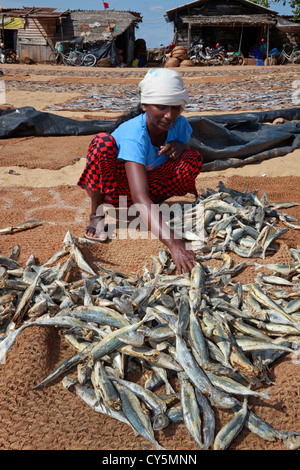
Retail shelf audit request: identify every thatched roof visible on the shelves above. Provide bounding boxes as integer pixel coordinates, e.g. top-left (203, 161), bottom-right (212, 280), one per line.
top-left (181, 13), bottom-right (277, 27)
top-left (62, 9), bottom-right (142, 44)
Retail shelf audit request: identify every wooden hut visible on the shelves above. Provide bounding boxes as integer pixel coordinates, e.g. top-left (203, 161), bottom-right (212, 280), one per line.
top-left (164, 0), bottom-right (300, 58)
top-left (57, 9), bottom-right (143, 66)
top-left (0, 7), bottom-right (69, 62)
top-left (0, 7), bottom-right (143, 65)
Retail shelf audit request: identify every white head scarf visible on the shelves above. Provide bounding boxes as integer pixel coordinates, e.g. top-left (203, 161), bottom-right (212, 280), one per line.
top-left (139, 68), bottom-right (190, 108)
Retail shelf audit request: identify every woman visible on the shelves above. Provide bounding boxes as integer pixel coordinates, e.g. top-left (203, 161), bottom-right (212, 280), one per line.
top-left (77, 68), bottom-right (203, 274)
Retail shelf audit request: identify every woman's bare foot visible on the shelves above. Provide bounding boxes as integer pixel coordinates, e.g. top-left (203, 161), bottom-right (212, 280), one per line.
top-left (85, 213), bottom-right (108, 242)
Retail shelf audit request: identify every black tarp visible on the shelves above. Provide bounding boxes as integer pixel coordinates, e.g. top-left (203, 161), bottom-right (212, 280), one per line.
top-left (65, 40), bottom-right (121, 67)
top-left (0, 106), bottom-right (112, 138)
top-left (89, 42), bottom-right (121, 67)
top-left (188, 107), bottom-right (300, 171)
top-left (0, 106), bottom-right (300, 171)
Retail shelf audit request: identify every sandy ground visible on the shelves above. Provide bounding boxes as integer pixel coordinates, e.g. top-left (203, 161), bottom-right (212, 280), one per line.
top-left (0, 62), bottom-right (300, 451)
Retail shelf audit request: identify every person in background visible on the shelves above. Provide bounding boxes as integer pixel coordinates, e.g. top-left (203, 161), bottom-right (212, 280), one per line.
top-left (0, 43), bottom-right (5, 64)
top-left (77, 69), bottom-right (203, 274)
top-left (249, 41), bottom-right (262, 60)
top-left (165, 42), bottom-right (175, 54)
top-left (260, 38), bottom-right (267, 59)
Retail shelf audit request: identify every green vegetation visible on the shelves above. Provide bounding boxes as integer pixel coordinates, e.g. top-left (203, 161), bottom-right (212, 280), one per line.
top-left (249, 0), bottom-right (300, 19)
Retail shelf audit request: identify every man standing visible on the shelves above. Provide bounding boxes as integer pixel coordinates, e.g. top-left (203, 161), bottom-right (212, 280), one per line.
top-left (0, 43), bottom-right (5, 64)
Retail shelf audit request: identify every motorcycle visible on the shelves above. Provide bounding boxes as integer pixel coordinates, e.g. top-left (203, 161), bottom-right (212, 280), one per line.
top-left (216, 43), bottom-right (245, 65)
top-left (189, 39), bottom-right (224, 66)
top-left (162, 42), bottom-right (175, 64)
top-left (224, 51), bottom-right (245, 65)
top-left (4, 49), bottom-right (17, 63)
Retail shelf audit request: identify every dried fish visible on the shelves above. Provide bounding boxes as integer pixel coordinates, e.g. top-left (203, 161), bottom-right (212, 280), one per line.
top-left (179, 372), bottom-right (206, 449)
top-left (109, 372), bottom-right (169, 430)
top-left (8, 245), bottom-right (20, 261)
top-left (113, 382), bottom-right (165, 450)
top-left (213, 398), bottom-right (248, 450)
top-left (91, 361), bottom-right (121, 410)
top-left (0, 219), bottom-right (54, 235)
top-left (195, 388), bottom-right (215, 450)
top-left (1, 181), bottom-right (300, 451)
top-left (62, 376), bottom-right (133, 428)
top-left (70, 305), bottom-right (131, 329)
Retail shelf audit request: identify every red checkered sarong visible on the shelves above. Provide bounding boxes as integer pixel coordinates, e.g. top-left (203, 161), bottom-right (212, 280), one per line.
top-left (77, 133), bottom-right (203, 207)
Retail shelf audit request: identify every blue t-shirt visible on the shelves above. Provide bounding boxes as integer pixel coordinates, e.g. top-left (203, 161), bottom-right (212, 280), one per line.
top-left (111, 113), bottom-right (192, 171)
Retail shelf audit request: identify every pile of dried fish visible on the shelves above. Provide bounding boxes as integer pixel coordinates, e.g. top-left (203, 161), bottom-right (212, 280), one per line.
top-left (170, 181), bottom-right (300, 259)
top-left (45, 79), bottom-right (295, 114)
top-left (1, 182), bottom-right (300, 451)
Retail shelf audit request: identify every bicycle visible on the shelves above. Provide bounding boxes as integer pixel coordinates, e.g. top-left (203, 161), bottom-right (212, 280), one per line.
top-left (49, 48), bottom-right (96, 66)
top-left (48, 51), bottom-right (68, 65)
top-left (61, 49), bottom-right (82, 66)
top-left (63, 49), bottom-right (97, 67)
top-left (277, 43), bottom-right (300, 65)
top-left (82, 51), bottom-right (97, 67)
top-left (292, 50), bottom-right (300, 64)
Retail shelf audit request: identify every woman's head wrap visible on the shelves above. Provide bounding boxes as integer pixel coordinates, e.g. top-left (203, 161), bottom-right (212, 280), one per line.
top-left (139, 68), bottom-right (190, 108)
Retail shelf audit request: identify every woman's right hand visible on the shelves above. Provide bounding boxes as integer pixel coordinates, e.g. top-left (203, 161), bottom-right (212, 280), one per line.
top-left (169, 238), bottom-right (197, 275)
top-left (124, 161), bottom-right (197, 275)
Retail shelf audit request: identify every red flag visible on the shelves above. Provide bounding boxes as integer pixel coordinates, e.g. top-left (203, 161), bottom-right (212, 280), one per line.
top-left (103, 2), bottom-right (109, 8)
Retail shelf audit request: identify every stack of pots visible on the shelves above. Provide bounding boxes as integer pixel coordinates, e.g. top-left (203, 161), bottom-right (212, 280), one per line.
top-left (165, 45), bottom-right (195, 67)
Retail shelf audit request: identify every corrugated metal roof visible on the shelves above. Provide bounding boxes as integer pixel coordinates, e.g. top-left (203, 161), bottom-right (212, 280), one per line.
top-left (0, 7), bottom-right (68, 18)
top-left (277, 16), bottom-right (300, 33)
top-left (165, 0), bottom-right (278, 22)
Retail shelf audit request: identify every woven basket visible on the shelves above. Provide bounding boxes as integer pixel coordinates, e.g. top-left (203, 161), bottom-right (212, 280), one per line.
top-left (180, 59), bottom-right (195, 67)
top-left (172, 52), bottom-right (188, 60)
top-left (96, 57), bottom-right (111, 67)
top-left (165, 57), bottom-right (180, 67)
top-left (172, 46), bottom-right (187, 52)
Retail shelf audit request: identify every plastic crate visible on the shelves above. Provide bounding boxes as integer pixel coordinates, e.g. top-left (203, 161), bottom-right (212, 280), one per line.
top-left (256, 59), bottom-right (264, 66)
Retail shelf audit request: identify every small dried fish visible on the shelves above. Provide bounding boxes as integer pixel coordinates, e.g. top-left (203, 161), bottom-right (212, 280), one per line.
top-left (1, 180), bottom-right (300, 451)
top-left (213, 398), bottom-right (248, 450)
top-left (0, 219), bottom-right (54, 235)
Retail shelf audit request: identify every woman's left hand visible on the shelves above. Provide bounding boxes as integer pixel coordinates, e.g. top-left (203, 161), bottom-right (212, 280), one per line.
top-left (158, 141), bottom-right (186, 159)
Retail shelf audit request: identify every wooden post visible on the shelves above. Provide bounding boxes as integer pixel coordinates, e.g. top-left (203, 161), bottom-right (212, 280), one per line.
top-left (188, 22), bottom-right (191, 49)
top-left (1, 13), bottom-right (4, 48)
top-left (60, 16), bottom-right (64, 43)
top-left (265, 25), bottom-right (270, 65)
top-left (239, 25), bottom-right (243, 52)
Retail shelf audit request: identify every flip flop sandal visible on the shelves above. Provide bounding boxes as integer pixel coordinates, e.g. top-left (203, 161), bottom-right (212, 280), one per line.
top-left (85, 214), bottom-right (109, 243)
top-left (85, 225), bottom-right (109, 243)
